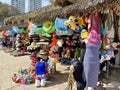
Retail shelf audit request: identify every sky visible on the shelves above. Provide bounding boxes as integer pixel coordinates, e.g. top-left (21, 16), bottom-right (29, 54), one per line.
top-left (0, 0), bottom-right (11, 4)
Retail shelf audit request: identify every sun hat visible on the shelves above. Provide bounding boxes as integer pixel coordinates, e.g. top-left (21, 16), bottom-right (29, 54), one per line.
top-left (16, 43), bottom-right (22, 48)
top-left (16, 38), bottom-right (21, 41)
top-left (16, 34), bottom-right (21, 38)
top-left (16, 48), bottom-right (21, 51)
top-left (57, 40), bottom-right (63, 47)
top-left (37, 54), bottom-right (48, 60)
top-left (38, 49), bottom-right (47, 55)
top-left (87, 30), bottom-right (100, 44)
top-left (27, 42), bottom-right (39, 50)
top-left (36, 39), bottom-right (49, 45)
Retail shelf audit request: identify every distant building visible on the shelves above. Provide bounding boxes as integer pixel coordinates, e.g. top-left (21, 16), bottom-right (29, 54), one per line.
top-left (41, 0), bottom-right (51, 7)
top-left (26, 0), bottom-right (51, 13)
top-left (25, 0), bottom-right (42, 13)
top-left (11, 0), bottom-right (51, 13)
top-left (11, 0), bottom-right (25, 13)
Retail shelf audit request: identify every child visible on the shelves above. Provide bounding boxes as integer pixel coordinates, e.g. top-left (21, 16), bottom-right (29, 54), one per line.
top-left (66, 57), bottom-right (86, 90)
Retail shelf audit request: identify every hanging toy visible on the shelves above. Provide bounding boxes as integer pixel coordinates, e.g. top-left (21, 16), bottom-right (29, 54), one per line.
top-left (55, 17), bottom-right (73, 36)
top-left (64, 16), bottom-right (85, 32)
top-left (80, 29), bottom-right (88, 39)
top-left (49, 37), bottom-right (58, 47)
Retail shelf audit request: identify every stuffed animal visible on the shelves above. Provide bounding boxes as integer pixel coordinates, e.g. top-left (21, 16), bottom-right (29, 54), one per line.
top-left (12, 74), bottom-right (20, 83)
top-left (64, 16), bottom-right (87, 32)
top-left (35, 21), bottom-right (55, 38)
top-left (80, 29), bottom-right (88, 39)
top-left (64, 48), bottom-right (70, 58)
top-left (55, 17), bottom-right (73, 36)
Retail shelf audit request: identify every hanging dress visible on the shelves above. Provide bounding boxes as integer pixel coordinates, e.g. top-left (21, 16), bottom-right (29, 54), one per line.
top-left (83, 41), bottom-right (101, 89)
top-left (89, 12), bottom-right (100, 34)
top-left (105, 12), bottom-right (115, 41)
top-left (83, 12), bottom-right (101, 90)
top-left (119, 17), bottom-right (120, 41)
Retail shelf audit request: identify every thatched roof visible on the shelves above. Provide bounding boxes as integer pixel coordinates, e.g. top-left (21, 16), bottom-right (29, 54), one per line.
top-left (50, 0), bottom-right (73, 7)
top-left (4, 5), bottom-right (61, 24)
top-left (0, 24), bottom-right (27, 31)
top-left (2, 0), bottom-right (119, 30)
top-left (68, 0), bottom-right (84, 3)
top-left (35, 0), bottom-right (117, 23)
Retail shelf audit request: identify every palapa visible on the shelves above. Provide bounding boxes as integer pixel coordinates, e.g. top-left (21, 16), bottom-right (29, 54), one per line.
top-left (35, 0), bottom-right (118, 23)
top-left (2, 0), bottom-right (119, 29)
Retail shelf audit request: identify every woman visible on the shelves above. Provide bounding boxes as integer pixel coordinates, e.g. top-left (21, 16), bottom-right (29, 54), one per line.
top-left (81, 30), bottom-right (101, 90)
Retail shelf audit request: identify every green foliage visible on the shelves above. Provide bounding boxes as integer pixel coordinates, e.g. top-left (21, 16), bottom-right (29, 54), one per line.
top-left (0, 3), bottom-right (21, 21)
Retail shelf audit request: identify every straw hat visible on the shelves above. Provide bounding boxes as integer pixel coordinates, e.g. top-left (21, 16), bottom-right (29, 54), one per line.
top-left (57, 40), bottom-right (63, 47)
top-left (38, 49), bottom-right (47, 55)
top-left (16, 48), bottom-right (21, 51)
top-left (16, 34), bottom-right (21, 38)
top-left (29, 34), bottom-right (39, 38)
top-left (16, 43), bottom-right (22, 48)
top-left (37, 54), bottom-right (48, 60)
top-left (36, 39), bottom-right (49, 45)
top-left (16, 38), bottom-right (22, 41)
top-left (27, 42), bottom-right (39, 50)
top-left (16, 40), bottom-right (21, 43)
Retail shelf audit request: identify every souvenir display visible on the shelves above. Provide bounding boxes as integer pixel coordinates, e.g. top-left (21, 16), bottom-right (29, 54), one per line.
top-left (0, 3), bottom-right (119, 88)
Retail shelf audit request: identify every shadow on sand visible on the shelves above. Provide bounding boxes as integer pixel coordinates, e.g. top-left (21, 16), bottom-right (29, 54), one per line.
top-left (45, 71), bottom-right (69, 87)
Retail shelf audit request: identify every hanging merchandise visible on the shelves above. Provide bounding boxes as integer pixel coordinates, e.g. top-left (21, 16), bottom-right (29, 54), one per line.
top-left (35, 21), bottom-right (55, 38)
top-left (113, 14), bottom-right (120, 42)
top-left (80, 29), bottom-right (88, 39)
top-left (35, 28), bottom-right (43, 34)
top-left (105, 12), bottom-right (115, 40)
top-left (27, 41), bottom-right (39, 51)
top-left (118, 16), bottom-right (120, 41)
top-left (88, 12), bottom-right (100, 34)
top-left (1, 31), bottom-right (8, 37)
top-left (82, 16), bottom-right (88, 25)
top-left (0, 32), bottom-right (2, 38)
top-left (19, 28), bottom-right (28, 35)
top-left (6, 30), bottom-right (12, 35)
top-left (55, 17), bottom-right (73, 36)
top-left (11, 26), bottom-right (19, 34)
top-left (64, 16), bottom-right (86, 32)
top-left (100, 21), bottom-right (108, 50)
top-left (74, 48), bottom-right (81, 57)
top-left (27, 21), bottom-right (37, 35)
top-left (42, 21), bottom-right (55, 33)
top-left (49, 37), bottom-right (58, 47)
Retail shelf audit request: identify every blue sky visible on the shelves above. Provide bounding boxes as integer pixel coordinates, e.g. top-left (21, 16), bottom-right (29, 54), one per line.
top-left (0, 0), bottom-right (11, 4)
